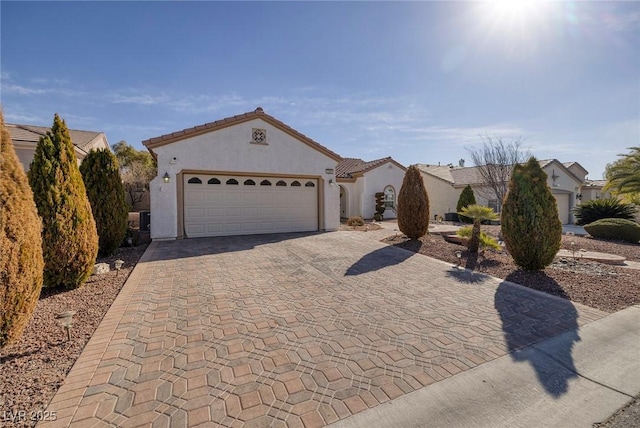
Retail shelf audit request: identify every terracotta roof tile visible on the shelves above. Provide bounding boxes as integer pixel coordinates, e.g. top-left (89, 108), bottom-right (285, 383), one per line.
top-left (336, 156), bottom-right (403, 179)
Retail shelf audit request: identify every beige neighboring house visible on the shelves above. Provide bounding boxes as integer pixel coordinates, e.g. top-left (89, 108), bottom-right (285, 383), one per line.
top-left (336, 157), bottom-right (406, 219)
top-left (7, 123), bottom-right (110, 171)
top-left (580, 179), bottom-right (613, 202)
top-left (418, 159), bottom-right (590, 224)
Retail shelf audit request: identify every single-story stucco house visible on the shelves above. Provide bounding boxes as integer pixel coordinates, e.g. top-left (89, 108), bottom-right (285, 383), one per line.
top-left (7, 123), bottom-right (110, 171)
top-left (418, 159), bottom-right (592, 224)
top-left (336, 157), bottom-right (406, 220)
top-left (580, 179), bottom-right (613, 202)
top-left (142, 108), bottom-right (347, 240)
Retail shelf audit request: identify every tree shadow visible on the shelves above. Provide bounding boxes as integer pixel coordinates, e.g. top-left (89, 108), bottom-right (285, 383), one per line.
top-left (345, 244), bottom-right (416, 276)
top-left (445, 267), bottom-right (490, 284)
top-left (495, 271), bottom-right (580, 397)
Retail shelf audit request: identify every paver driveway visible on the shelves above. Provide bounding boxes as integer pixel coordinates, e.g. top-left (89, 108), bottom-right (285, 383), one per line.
top-left (43, 231), bottom-right (605, 427)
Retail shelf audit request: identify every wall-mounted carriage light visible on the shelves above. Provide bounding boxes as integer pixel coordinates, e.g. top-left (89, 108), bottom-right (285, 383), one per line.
top-left (163, 172), bottom-right (170, 183)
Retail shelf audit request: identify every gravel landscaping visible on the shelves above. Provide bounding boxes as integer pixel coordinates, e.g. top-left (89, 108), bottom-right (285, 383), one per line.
top-left (0, 245), bottom-right (147, 428)
top-left (382, 225), bottom-right (640, 313)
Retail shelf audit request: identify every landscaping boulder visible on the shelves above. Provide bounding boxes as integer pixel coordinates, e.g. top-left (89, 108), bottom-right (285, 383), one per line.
top-left (93, 263), bottom-right (110, 275)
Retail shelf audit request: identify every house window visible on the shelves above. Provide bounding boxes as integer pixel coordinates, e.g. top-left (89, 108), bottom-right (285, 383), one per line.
top-left (488, 199), bottom-right (500, 213)
top-left (207, 178), bottom-right (220, 184)
top-left (244, 179), bottom-right (256, 186)
top-left (276, 180), bottom-right (287, 187)
top-left (291, 181), bottom-right (301, 187)
top-left (187, 177), bottom-right (202, 184)
top-left (384, 186), bottom-right (395, 208)
top-left (305, 181), bottom-right (315, 187)
top-left (226, 178), bottom-right (239, 185)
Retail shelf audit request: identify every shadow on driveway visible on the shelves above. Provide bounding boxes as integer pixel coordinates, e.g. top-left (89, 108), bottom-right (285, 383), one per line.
top-left (495, 271), bottom-right (580, 398)
top-left (445, 267), bottom-right (490, 284)
top-left (345, 244), bottom-right (416, 276)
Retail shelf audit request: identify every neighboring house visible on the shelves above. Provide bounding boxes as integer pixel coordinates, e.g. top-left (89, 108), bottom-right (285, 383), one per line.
top-left (7, 123), bottom-right (110, 171)
top-left (142, 108), bottom-right (343, 240)
top-left (580, 180), bottom-right (613, 202)
top-left (336, 157), bottom-right (406, 219)
top-left (418, 159), bottom-right (589, 224)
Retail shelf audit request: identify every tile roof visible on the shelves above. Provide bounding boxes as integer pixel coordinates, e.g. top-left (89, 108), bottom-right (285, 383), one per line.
top-left (336, 157), bottom-right (396, 178)
top-left (418, 159), bottom-right (588, 186)
top-left (416, 164), bottom-right (484, 185)
top-left (142, 107), bottom-right (342, 162)
top-left (7, 123), bottom-right (105, 152)
top-left (583, 180), bottom-right (608, 187)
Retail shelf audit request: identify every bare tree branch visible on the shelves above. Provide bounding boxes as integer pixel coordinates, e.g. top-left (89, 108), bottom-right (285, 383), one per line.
top-left (466, 135), bottom-right (530, 209)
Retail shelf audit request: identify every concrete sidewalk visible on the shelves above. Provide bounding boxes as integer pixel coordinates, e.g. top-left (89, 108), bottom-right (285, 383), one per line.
top-left (329, 305), bottom-right (640, 428)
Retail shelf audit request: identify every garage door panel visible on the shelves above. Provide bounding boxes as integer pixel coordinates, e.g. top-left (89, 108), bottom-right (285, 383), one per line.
top-left (186, 191), bottom-right (206, 203)
top-left (206, 207), bottom-right (224, 217)
top-left (553, 193), bottom-right (570, 224)
top-left (206, 193), bottom-right (224, 203)
top-left (184, 174), bottom-right (318, 238)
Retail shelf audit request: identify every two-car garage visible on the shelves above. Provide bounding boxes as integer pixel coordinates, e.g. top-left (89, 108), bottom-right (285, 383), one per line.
top-left (143, 108), bottom-right (342, 240)
top-left (183, 174), bottom-right (319, 238)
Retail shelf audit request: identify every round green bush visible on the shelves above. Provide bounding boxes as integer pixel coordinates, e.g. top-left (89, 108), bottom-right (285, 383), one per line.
top-left (584, 218), bottom-right (640, 243)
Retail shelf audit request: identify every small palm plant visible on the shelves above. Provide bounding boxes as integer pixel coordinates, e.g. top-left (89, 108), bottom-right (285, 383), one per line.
top-left (458, 205), bottom-right (499, 253)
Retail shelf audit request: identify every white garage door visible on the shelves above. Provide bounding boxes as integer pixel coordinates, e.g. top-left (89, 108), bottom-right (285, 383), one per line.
top-left (184, 174), bottom-right (318, 238)
top-left (554, 193), bottom-right (570, 224)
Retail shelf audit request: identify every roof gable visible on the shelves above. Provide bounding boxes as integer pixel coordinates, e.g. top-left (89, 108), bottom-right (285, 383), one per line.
top-left (540, 159), bottom-right (584, 184)
top-left (142, 107), bottom-right (342, 162)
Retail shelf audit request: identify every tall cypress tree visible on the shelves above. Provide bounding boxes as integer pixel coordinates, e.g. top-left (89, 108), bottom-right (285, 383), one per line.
top-left (501, 157), bottom-right (562, 270)
top-left (0, 110), bottom-right (44, 347)
top-left (456, 185), bottom-right (476, 223)
top-left (80, 149), bottom-right (128, 256)
top-left (29, 114), bottom-right (98, 288)
top-left (397, 165), bottom-right (430, 239)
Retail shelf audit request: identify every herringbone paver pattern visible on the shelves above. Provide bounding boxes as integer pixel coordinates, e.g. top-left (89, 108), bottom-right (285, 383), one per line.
top-left (42, 231), bottom-right (605, 427)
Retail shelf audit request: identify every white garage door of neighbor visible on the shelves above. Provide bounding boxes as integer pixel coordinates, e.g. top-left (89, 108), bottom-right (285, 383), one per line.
top-left (554, 193), bottom-right (570, 224)
top-left (184, 174), bottom-right (318, 237)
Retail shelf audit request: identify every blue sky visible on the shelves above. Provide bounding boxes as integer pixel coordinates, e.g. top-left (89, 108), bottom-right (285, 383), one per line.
top-left (2, 1), bottom-right (638, 179)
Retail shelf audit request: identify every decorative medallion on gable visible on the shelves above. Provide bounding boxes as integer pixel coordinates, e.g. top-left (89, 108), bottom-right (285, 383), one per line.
top-left (251, 128), bottom-right (267, 145)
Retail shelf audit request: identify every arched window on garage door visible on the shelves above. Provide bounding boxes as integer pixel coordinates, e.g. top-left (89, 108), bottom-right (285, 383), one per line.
top-left (207, 178), bottom-right (220, 184)
top-left (260, 180), bottom-right (272, 186)
top-left (244, 179), bottom-right (256, 185)
top-left (276, 180), bottom-right (287, 187)
top-left (291, 181), bottom-right (301, 187)
top-left (226, 178), bottom-right (239, 185)
top-left (187, 177), bottom-right (202, 184)
top-left (305, 181), bottom-right (315, 187)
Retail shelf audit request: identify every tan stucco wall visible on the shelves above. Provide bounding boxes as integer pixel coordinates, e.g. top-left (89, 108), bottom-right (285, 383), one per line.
top-left (421, 173), bottom-right (461, 220)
